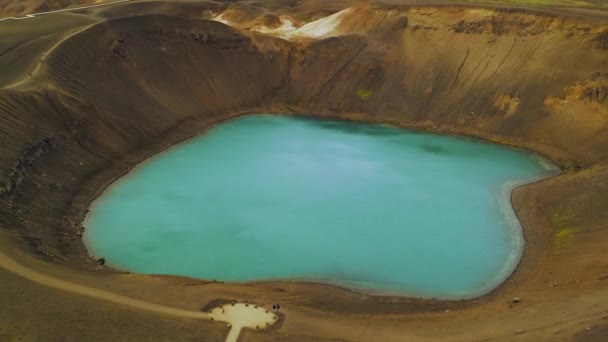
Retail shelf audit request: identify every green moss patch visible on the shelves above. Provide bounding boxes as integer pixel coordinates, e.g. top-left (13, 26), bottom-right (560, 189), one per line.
top-left (356, 89), bottom-right (372, 100)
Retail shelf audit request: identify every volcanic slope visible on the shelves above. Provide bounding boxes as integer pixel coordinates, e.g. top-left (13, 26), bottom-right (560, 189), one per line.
top-left (0, 1), bottom-right (608, 341)
top-left (0, 0), bottom-right (117, 17)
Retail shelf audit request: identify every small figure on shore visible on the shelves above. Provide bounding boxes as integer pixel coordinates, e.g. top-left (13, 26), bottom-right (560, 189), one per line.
top-left (97, 257), bottom-right (106, 266)
top-left (272, 304), bottom-right (281, 312)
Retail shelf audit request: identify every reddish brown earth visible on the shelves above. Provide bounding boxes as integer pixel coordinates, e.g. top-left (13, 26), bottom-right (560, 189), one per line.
top-left (0, 0), bottom-right (607, 341)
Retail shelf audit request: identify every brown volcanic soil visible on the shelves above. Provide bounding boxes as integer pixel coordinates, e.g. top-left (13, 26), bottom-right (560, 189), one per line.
top-left (0, 0), bottom-right (608, 341)
top-left (0, 0), bottom-right (114, 17)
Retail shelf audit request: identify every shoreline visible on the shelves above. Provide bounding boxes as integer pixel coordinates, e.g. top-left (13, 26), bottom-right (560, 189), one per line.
top-left (1, 2), bottom-right (607, 338)
top-left (79, 110), bottom-right (565, 304)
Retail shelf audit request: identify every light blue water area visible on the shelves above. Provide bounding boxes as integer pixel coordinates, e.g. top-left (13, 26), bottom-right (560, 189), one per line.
top-left (84, 114), bottom-right (557, 299)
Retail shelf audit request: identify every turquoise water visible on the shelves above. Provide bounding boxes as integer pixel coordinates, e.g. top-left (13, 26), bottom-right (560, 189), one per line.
top-left (84, 115), bottom-right (556, 299)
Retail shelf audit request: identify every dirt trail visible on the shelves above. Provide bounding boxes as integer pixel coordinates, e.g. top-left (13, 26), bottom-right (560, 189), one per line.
top-left (0, 0), bottom-right (131, 22)
top-left (0, 1), bottom-right (607, 340)
top-left (0, 249), bottom-right (206, 318)
top-left (1, 22), bottom-right (98, 90)
top-left (0, 247), bottom-right (278, 341)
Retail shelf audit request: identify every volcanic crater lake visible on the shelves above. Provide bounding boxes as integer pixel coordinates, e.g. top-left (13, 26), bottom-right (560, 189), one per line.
top-left (85, 115), bottom-right (557, 298)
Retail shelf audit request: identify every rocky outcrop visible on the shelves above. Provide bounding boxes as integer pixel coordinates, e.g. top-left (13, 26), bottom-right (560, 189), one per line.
top-left (0, 135), bottom-right (53, 195)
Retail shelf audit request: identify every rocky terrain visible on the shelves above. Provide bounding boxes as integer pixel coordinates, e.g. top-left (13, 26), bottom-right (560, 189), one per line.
top-left (0, 0), bottom-right (607, 340)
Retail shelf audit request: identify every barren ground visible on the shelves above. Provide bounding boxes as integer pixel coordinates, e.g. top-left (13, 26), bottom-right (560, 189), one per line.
top-left (0, 0), bottom-right (607, 341)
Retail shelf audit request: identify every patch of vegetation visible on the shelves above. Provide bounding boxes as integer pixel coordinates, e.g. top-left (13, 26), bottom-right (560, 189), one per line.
top-left (552, 209), bottom-right (577, 250)
top-left (356, 89), bottom-right (373, 100)
top-left (553, 227), bottom-right (576, 250)
top-left (555, 227), bottom-right (575, 240)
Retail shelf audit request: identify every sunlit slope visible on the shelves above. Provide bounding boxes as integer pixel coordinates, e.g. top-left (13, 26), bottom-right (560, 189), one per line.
top-left (3, 0), bottom-right (608, 18)
top-left (464, 0), bottom-right (608, 8)
top-left (0, 0), bottom-right (115, 17)
top-left (0, 2), bottom-right (605, 339)
top-left (0, 5), bottom-right (606, 260)
top-left (0, 15), bottom-right (99, 87)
